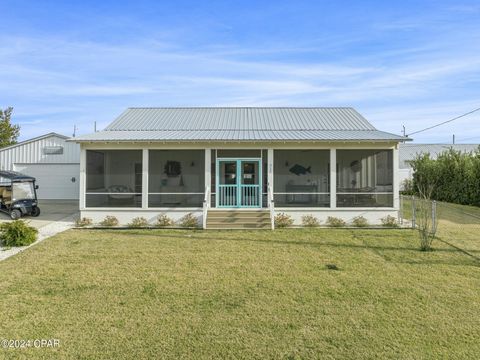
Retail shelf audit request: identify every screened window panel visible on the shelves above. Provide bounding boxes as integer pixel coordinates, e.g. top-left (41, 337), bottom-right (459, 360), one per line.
top-left (148, 150), bottom-right (205, 207)
top-left (337, 149), bottom-right (393, 207)
top-left (273, 150), bottom-right (330, 207)
top-left (86, 150), bottom-right (142, 207)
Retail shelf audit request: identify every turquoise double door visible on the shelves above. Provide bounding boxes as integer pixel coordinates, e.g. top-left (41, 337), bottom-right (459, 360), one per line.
top-left (216, 158), bottom-right (262, 208)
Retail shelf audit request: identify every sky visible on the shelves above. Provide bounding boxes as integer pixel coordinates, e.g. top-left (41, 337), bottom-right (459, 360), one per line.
top-left (1, 0), bottom-right (480, 143)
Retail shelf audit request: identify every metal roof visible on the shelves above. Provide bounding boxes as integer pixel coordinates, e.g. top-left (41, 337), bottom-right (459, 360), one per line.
top-left (73, 107), bottom-right (407, 142)
top-left (399, 143), bottom-right (479, 169)
top-left (0, 132), bottom-right (69, 153)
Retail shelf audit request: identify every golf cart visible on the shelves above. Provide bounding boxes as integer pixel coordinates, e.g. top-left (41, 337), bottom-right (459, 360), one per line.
top-left (0, 170), bottom-right (41, 220)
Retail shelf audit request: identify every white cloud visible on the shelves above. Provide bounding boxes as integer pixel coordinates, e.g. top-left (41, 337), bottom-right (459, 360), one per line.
top-left (1, 21), bottom-right (480, 143)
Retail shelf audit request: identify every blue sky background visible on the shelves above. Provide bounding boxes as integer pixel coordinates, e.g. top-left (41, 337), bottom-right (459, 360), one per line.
top-left (1, 0), bottom-right (479, 142)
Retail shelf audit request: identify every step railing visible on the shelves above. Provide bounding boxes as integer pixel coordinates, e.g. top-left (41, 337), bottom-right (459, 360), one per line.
top-left (202, 185), bottom-right (210, 229)
top-left (268, 184), bottom-right (275, 230)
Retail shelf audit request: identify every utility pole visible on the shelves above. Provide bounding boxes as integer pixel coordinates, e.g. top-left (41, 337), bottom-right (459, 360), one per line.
top-left (402, 125), bottom-right (406, 137)
top-left (452, 134), bottom-right (455, 144)
top-left (94, 121), bottom-right (97, 132)
top-left (72, 125), bottom-right (78, 138)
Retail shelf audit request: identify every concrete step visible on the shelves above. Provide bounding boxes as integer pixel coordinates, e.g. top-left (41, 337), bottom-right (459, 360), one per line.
top-left (207, 219), bottom-right (271, 225)
top-left (206, 210), bottom-right (272, 229)
top-left (207, 223), bottom-right (271, 229)
top-left (208, 213), bottom-right (270, 219)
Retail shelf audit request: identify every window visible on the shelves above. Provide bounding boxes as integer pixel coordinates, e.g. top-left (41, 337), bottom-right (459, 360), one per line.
top-left (273, 150), bottom-right (330, 207)
top-left (43, 146), bottom-right (64, 155)
top-left (337, 149), bottom-right (393, 207)
top-left (86, 150), bottom-right (142, 207)
top-left (148, 150), bottom-right (205, 207)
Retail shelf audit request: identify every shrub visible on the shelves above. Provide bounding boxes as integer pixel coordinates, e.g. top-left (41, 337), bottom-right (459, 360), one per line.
top-left (326, 216), bottom-right (346, 227)
top-left (178, 213), bottom-right (199, 228)
top-left (156, 214), bottom-right (175, 227)
top-left (128, 217), bottom-right (149, 228)
top-left (274, 213), bottom-right (294, 228)
top-left (301, 214), bottom-right (320, 227)
top-left (381, 215), bottom-right (398, 228)
top-left (414, 198), bottom-right (437, 251)
top-left (411, 148), bottom-right (480, 206)
top-left (99, 215), bottom-right (119, 227)
top-left (75, 217), bottom-right (92, 227)
top-left (0, 220), bottom-right (38, 247)
top-left (352, 216), bottom-right (369, 227)
top-left (400, 178), bottom-right (414, 196)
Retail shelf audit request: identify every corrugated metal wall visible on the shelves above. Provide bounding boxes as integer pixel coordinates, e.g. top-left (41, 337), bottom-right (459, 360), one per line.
top-left (0, 135), bottom-right (80, 170)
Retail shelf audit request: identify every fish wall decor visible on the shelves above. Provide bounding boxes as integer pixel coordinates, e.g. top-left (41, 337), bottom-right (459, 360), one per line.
top-left (289, 164), bottom-right (311, 176)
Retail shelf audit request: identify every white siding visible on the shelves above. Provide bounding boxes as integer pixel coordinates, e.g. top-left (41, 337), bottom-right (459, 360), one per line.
top-left (0, 135), bottom-right (80, 171)
top-left (14, 164), bottom-right (80, 199)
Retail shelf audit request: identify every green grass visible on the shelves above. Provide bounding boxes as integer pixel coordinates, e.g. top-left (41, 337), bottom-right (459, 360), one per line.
top-left (1, 228), bottom-right (479, 359)
top-left (401, 197), bottom-right (480, 255)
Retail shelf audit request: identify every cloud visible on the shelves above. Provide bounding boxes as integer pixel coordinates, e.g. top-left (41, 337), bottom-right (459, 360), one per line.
top-left (1, 12), bottom-right (480, 144)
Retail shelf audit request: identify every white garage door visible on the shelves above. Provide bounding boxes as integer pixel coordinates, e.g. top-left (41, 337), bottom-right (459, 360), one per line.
top-left (14, 164), bottom-right (80, 200)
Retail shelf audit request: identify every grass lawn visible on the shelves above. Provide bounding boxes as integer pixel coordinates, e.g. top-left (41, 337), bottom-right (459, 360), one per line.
top-left (401, 197), bottom-right (480, 255)
top-left (1, 228), bottom-right (479, 359)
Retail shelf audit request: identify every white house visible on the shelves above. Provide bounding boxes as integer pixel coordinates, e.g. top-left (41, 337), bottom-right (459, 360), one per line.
top-left (398, 143), bottom-right (479, 188)
top-left (0, 133), bottom-right (80, 200)
top-left (72, 107), bottom-right (408, 228)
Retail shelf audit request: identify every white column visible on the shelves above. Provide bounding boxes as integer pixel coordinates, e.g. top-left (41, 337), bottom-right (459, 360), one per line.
top-left (330, 148), bottom-right (336, 209)
top-left (267, 148), bottom-right (274, 202)
top-left (393, 145), bottom-right (399, 209)
top-left (142, 149), bottom-right (149, 209)
top-left (79, 147), bottom-right (86, 210)
top-left (204, 148), bottom-right (211, 206)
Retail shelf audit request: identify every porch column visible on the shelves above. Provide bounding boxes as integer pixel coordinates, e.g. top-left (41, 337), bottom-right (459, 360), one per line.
top-left (204, 148), bottom-right (211, 206)
top-left (142, 149), bottom-right (149, 209)
top-left (393, 145), bottom-right (399, 209)
top-left (267, 148), bottom-right (274, 203)
top-left (79, 147), bottom-right (86, 210)
top-left (330, 148), bottom-right (336, 209)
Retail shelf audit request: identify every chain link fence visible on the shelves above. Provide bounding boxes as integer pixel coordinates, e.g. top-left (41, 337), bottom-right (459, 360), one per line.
top-left (400, 195), bottom-right (480, 257)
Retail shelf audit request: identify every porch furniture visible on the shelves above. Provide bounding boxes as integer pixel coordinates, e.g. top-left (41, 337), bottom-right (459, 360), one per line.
top-left (285, 184), bottom-right (317, 204)
top-left (160, 176), bottom-right (184, 205)
top-left (337, 187), bottom-right (376, 206)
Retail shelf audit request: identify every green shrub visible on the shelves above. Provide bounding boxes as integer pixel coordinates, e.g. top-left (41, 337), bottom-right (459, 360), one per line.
top-left (352, 216), bottom-right (369, 227)
top-left (381, 215), bottom-right (398, 228)
top-left (128, 217), bottom-right (149, 228)
top-left (274, 213), bottom-right (294, 228)
top-left (326, 216), bottom-right (346, 228)
top-left (75, 217), bottom-right (92, 227)
top-left (156, 214), bottom-right (175, 227)
top-left (99, 215), bottom-right (119, 227)
top-left (301, 214), bottom-right (320, 227)
top-left (400, 179), bottom-right (414, 196)
top-left (178, 213), bottom-right (199, 228)
top-left (411, 148), bottom-right (480, 206)
top-left (0, 220), bottom-right (38, 247)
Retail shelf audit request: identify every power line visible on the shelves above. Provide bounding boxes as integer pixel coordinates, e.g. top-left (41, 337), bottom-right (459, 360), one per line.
top-left (407, 106), bottom-right (480, 136)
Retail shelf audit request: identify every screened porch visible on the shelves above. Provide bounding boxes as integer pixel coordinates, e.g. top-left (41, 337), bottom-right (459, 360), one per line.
top-left (83, 148), bottom-right (395, 209)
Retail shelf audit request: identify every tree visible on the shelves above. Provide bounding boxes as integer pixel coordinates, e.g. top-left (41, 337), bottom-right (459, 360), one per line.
top-left (411, 154), bottom-right (438, 251)
top-left (0, 107), bottom-right (20, 148)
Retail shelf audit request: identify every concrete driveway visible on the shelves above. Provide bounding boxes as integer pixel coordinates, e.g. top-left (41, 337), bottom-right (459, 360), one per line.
top-left (0, 200), bottom-right (79, 229)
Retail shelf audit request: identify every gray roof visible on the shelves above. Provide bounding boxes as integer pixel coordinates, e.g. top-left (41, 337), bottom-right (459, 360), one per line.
top-left (0, 132), bottom-right (68, 152)
top-left (399, 143), bottom-right (479, 169)
top-left (74, 107), bottom-right (407, 142)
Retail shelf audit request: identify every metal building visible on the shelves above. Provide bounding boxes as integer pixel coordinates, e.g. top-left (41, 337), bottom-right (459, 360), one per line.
top-left (0, 133), bottom-right (80, 199)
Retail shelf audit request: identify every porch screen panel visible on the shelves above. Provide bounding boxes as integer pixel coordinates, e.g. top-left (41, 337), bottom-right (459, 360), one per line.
top-left (337, 149), bottom-right (393, 207)
top-left (273, 150), bottom-right (330, 207)
top-left (149, 150), bottom-right (205, 207)
top-left (85, 150), bottom-right (142, 208)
